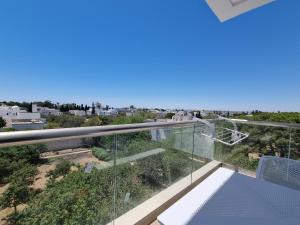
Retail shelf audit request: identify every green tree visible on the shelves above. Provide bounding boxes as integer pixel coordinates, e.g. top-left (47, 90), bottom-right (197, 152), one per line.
top-left (165, 113), bottom-right (175, 119)
top-left (0, 145), bottom-right (41, 184)
top-left (46, 114), bottom-right (85, 128)
top-left (91, 102), bottom-right (96, 115)
top-left (0, 179), bottom-right (31, 214)
top-left (0, 163), bottom-right (36, 218)
top-left (47, 160), bottom-right (71, 178)
top-left (0, 116), bottom-right (6, 128)
top-left (82, 116), bottom-right (102, 127)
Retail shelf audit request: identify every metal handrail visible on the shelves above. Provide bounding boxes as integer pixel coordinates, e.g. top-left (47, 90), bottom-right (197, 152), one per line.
top-left (0, 121), bottom-right (197, 147)
top-left (228, 120), bottom-right (300, 129)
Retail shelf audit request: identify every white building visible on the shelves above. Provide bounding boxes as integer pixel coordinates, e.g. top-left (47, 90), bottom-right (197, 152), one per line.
top-left (172, 111), bottom-right (193, 121)
top-left (0, 105), bottom-right (41, 120)
top-left (69, 110), bottom-right (87, 117)
top-left (0, 105), bottom-right (44, 130)
top-left (34, 105), bottom-right (62, 116)
top-left (88, 108), bottom-right (118, 116)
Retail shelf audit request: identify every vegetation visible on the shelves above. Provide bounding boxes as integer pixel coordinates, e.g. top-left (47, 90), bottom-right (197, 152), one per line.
top-left (14, 147), bottom-right (199, 225)
top-left (165, 113), bottom-right (175, 119)
top-left (111, 112), bottom-right (156, 125)
top-left (0, 117), bottom-right (6, 128)
top-left (0, 128), bottom-right (16, 132)
top-left (91, 147), bottom-right (112, 161)
top-left (235, 112), bottom-right (300, 123)
top-left (0, 145), bottom-right (42, 184)
top-left (0, 162), bottom-right (37, 225)
top-left (215, 124), bottom-right (300, 170)
top-left (3, 111), bottom-right (300, 224)
top-left (47, 160), bottom-right (71, 178)
top-left (45, 114), bottom-right (86, 128)
top-left (82, 117), bottom-right (102, 126)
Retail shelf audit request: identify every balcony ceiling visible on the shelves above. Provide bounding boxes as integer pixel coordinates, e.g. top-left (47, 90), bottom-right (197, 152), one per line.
top-left (205, 0), bottom-right (274, 22)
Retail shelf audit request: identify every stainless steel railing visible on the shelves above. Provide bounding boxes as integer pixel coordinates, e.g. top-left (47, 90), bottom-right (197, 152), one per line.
top-left (1, 119), bottom-right (299, 148)
top-left (0, 121), bottom-right (198, 147)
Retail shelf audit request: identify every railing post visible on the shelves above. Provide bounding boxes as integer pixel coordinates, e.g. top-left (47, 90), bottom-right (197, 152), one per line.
top-left (191, 124), bottom-right (196, 183)
top-left (112, 134), bottom-right (117, 225)
top-left (286, 129), bottom-right (292, 182)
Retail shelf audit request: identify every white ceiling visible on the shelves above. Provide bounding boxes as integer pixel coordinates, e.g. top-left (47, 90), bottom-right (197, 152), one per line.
top-left (205, 0), bottom-right (274, 22)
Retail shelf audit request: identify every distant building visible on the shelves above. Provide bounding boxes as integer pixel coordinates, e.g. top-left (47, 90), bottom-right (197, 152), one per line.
top-left (88, 108), bottom-right (118, 116)
top-left (69, 110), bottom-right (86, 117)
top-left (0, 104), bottom-right (44, 130)
top-left (34, 105), bottom-right (62, 116)
top-left (98, 108), bottom-right (118, 116)
top-left (172, 111), bottom-right (193, 121)
top-left (0, 105), bottom-right (41, 120)
top-left (150, 109), bottom-right (167, 118)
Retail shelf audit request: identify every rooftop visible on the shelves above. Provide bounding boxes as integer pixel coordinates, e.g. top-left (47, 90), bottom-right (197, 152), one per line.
top-left (0, 119), bottom-right (299, 224)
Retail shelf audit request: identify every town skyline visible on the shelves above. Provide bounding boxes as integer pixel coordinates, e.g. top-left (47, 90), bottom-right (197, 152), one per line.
top-left (0, 98), bottom-right (298, 113)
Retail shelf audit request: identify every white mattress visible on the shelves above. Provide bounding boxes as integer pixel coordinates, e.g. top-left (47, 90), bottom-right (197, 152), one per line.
top-left (158, 168), bottom-right (234, 225)
top-left (158, 167), bottom-right (300, 225)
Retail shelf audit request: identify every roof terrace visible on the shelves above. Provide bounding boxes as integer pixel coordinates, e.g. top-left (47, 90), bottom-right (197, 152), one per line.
top-left (0, 119), bottom-right (299, 225)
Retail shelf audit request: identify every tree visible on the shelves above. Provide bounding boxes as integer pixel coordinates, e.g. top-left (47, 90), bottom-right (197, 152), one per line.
top-left (165, 113), bottom-right (175, 119)
top-left (0, 117), bottom-right (6, 128)
top-left (195, 111), bottom-right (202, 119)
top-left (130, 105), bottom-right (135, 111)
top-left (0, 179), bottom-right (31, 214)
top-left (28, 102), bottom-right (33, 113)
top-left (0, 163), bottom-right (36, 215)
top-left (46, 114), bottom-right (85, 128)
top-left (91, 102), bottom-right (96, 115)
top-left (47, 160), bottom-right (71, 178)
top-left (40, 100), bottom-right (55, 109)
top-left (82, 116), bottom-right (102, 127)
top-left (95, 101), bottom-right (102, 109)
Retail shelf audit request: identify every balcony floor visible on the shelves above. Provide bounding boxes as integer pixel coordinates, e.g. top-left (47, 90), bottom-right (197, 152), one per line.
top-left (158, 167), bottom-right (300, 225)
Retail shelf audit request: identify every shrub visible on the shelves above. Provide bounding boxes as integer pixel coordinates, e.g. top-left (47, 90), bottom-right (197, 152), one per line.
top-left (47, 160), bottom-right (71, 178)
top-left (91, 147), bottom-right (112, 161)
top-left (0, 117), bottom-right (6, 128)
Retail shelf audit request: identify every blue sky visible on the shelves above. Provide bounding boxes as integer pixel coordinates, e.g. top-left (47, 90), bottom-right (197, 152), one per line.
top-left (0, 0), bottom-right (299, 111)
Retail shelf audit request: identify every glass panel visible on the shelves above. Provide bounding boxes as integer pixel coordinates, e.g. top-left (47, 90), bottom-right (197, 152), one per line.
top-left (290, 129), bottom-right (300, 161)
top-left (214, 123), bottom-right (291, 172)
top-left (114, 125), bottom-right (206, 219)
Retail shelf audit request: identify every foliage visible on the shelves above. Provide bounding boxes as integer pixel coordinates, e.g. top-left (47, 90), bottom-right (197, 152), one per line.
top-left (215, 124), bottom-right (300, 170)
top-left (18, 164), bottom-right (148, 225)
top-left (0, 116), bottom-right (6, 128)
top-left (0, 128), bottom-right (16, 132)
top-left (36, 100), bottom-right (56, 109)
top-left (0, 101), bottom-right (32, 111)
top-left (111, 114), bottom-right (145, 125)
top-left (165, 113), bottom-right (175, 119)
top-left (0, 179), bottom-right (31, 213)
top-left (82, 116), bottom-right (102, 127)
top-left (47, 160), bottom-right (71, 178)
top-left (0, 145), bottom-right (42, 184)
top-left (9, 162), bottom-right (38, 185)
top-left (202, 112), bottom-right (218, 119)
top-left (0, 145), bottom-right (41, 164)
top-left (91, 147), bottom-right (112, 161)
top-left (0, 163), bottom-right (37, 219)
top-left (45, 114), bottom-right (85, 128)
top-left (235, 112), bottom-right (300, 123)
